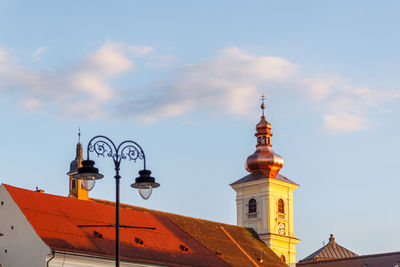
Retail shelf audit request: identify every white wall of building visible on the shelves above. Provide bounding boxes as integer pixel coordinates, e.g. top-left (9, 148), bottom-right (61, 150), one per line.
top-left (0, 185), bottom-right (51, 267)
top-left (47, 252), bottom-right (164, 267)
top-left (0, 185), bottom-right (168, 267)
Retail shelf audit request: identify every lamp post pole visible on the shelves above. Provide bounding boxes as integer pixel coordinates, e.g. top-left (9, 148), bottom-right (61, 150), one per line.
top-left (74, 135), bottom-right (160, 267)
top-left (115, 162), bottom-right (121, 266)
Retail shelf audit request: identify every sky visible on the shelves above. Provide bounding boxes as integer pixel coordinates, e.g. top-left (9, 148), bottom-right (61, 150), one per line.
top-left (1, 0), bottom-right (400, 260)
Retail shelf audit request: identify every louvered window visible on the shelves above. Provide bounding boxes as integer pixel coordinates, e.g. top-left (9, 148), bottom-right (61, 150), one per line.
top-left (71, 179), bottom-right (77, 190)
top-left (278, 199), bottom-right (284, 213)
top-left (249, 198), bottom-right (257, 213)
top-left (280, 255), bottom-right (286, 263)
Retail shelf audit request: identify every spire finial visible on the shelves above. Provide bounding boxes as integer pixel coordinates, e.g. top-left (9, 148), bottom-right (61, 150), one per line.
top-left (78, 127), bottom-right (81, 143)
top-left (329, 234), bottom-right (335, 244)
top-left (260, 94), bottom-right (266, 117)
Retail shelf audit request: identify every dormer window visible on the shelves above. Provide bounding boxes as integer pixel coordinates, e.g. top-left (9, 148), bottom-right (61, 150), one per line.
top-left (278, 199), bottom-right (284, 213)
top-left (135, 237), bottom-right (144, 246)
top-left (180, 244), bottom-right (189, 252)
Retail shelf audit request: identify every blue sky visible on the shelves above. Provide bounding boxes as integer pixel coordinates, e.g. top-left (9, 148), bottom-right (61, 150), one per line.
top-left (1, 0), bottom-right (400, 259)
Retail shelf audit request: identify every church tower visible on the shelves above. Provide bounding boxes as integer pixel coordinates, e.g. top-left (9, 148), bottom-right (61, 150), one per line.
top-left (230, 99), bottom-right (299, 266)
top-left (66, 132), bottom-right (88, 200)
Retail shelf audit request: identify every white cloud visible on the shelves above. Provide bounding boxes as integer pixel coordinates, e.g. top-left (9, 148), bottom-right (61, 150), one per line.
top-left (301, 75), bottom-right (340, 101)
top-left (352, 87), bottom-right (400, 105)
top-left (84, 43), bottom-right (133, 75)
top-left (0, 48), bottom-right (8, 62)
top-left (0, 44), bottom-right (399, 134)
top-left (146, 54), bottom-right (178, 68)
top-left (0, 43), bottom-right (154, 118)
top-left (119, 46), bottom-right (400, 135)
top-left (32, 47), bottom-right (47, 60)
top-left (322, 112), bottom-right (369, 133)
top-left (314, 82), bottom-right (400, 133)
top-left (120, 46), bottom-right (297, 120)
top-left (127, 45), bottom-right (153, 56)
top-left (22, 97), bottom-right (41, 111)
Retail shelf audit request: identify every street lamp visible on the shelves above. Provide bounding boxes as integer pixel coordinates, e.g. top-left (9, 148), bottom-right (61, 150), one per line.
top-left (73, 135), bottom-right (159, 267)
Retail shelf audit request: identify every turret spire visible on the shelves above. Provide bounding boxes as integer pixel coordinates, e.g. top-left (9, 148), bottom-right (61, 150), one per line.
top-left (67, 129), bottom-right (88, 200)
top-left (76, 128), bottom-right (83, 159)
top-left (245, 97), bottom-right (284, 178)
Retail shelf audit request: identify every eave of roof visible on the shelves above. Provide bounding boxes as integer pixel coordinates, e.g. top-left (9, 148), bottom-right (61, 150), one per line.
top-left (299, 240), bottom-right (358, 263)
top-left (230, 171), bottom-right (298, 186)
top-left (93, 198), bottom-right (287, 267)
top-left (297, 250), bottom-right (400, 266)
top-left (3, 184), bottom-right (229, 267)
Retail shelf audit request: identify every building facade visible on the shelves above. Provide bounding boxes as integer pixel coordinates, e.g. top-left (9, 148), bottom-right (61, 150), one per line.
top-left (0, 183), bottom-right (287, 267)
top-left (231, 101), bottom-right (299, 266)
top-left (4, 100), bottom-right (399, 266)
top-left (298, 234), bottom-right (400, 267)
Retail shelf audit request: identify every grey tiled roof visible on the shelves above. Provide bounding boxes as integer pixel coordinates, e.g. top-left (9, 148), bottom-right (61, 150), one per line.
top-left (231, 171), bottom-right (298, 186)
top-left (299, 234), bottom-right (358, 263)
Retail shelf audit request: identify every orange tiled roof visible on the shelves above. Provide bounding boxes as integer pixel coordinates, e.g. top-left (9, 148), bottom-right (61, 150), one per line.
top-left (95, 199), bottom-right (287, 267)
top-left (4, 184), bottom-right (286, 267)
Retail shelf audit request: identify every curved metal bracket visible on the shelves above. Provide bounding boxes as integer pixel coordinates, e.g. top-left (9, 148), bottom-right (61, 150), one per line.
top-left (86, 135), bottom-right (147, 172)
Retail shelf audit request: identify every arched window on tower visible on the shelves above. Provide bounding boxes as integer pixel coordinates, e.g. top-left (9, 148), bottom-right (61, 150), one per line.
top-left (267, 136), bottom-right (271, 145)
top-left (280, 255), bottom-right (286, 263)
top-left (262, 136), bottom-right (266, 144)
top-left (278, 199), bottom-right (284, 213)
top-left (71, 178), bottom-right (77, 190)
top-left (248, 198), bottom-right (257, 213)
top-left (258, 137), bottom-right (261, 144)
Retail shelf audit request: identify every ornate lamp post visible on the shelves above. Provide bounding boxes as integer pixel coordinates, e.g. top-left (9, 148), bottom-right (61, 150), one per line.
top-left (73, 135), bottom-right (160, 267)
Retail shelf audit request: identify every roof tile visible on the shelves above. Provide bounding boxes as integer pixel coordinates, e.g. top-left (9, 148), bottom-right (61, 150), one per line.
top-left (4, 184), bottom-right (286, 267)
top-left (299, 234), bottom-right (357, 263)
top-left (231, 171), bottom-right (298, 186)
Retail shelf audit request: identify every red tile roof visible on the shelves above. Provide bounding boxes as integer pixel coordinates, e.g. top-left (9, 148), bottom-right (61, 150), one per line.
top-left (4, 184), bottom-right (286, 267)
top-left (97, 199), bottom-right (287, 267)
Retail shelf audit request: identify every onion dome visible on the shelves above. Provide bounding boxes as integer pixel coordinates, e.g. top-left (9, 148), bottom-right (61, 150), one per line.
top-left (245, 100), bottom-right (284, 178)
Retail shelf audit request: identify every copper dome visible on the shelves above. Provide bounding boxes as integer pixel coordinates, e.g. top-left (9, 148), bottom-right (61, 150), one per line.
top-left (245, 103), bottom-right (284, 178)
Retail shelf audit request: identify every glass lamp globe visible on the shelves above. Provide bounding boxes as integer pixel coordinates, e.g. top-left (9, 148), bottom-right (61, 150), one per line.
top-left (131, 169), bottom-right (159, 200)
top-left (138, 184), bottom-right (153, 200)
top-left (73, 160), bottom-right (104, 191)
top-left (81, 179), bottom-right (96, 191)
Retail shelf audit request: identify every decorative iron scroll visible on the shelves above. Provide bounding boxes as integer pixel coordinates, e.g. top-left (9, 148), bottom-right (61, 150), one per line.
top-left (86, 135), bottom-right (146, 169)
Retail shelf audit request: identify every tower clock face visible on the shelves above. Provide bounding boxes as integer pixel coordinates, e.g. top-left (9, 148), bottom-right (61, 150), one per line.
top-left (278, 223), bottom-right (285, 235)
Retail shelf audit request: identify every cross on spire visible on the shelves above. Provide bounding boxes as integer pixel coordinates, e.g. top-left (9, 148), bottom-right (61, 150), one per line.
top-left (260, 94), bottom-right (266, 116)
top-left (260, 94), bottom-right (266, 103)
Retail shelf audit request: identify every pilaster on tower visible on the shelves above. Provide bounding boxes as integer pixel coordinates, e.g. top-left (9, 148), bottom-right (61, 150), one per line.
top-left (230, 98), bottom-right (299, 266)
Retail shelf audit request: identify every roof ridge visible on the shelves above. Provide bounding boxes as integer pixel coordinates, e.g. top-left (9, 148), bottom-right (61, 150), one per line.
top-left (91, 198), bottom-right (243, 229)
top-left (300, 237), bottom-right (358, 263)
top-left (3, 184), bottom-right (240, 229)
top-left (298, 251), bottom-right (400, 265)
top-left (220, 226), bottom-right (259, 267)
